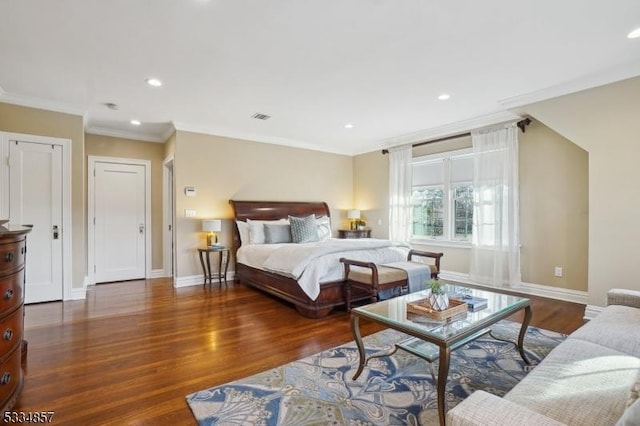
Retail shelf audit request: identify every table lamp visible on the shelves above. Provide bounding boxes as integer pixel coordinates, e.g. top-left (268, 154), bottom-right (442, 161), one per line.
top-left (202, 219), bottom-right (222, 246)
top-left (347, 209), bottom-right (360, 230)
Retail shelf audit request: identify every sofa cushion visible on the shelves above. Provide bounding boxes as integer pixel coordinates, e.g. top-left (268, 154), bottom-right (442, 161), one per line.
top-left (570, 305), bottom-right (640, 356)
top-left (616, 398), bottom-right (640, 426)
top-left (447, 390), bottom-right (565, 426)
top-left (505, 338), bottom-right (640, 426)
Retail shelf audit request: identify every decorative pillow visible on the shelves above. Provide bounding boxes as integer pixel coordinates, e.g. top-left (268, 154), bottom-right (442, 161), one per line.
top-left (246, 218), bottom-right (288, 244)
top-left (316, 215), bottom-right (332, 241)
top-left (264, 224), bottom-right (292, 244)
top-left (289, 214), bottom-right (319, 243)
top-left (236, 220), bottom-right (249, 246)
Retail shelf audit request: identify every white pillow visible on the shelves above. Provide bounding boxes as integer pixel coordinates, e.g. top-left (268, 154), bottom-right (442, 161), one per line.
top-left (246, 218), bottom-right (289, 244)
top-left (235, 220), bottom-right (250, 246)
top-left (316, 215), bottom-right (332, 241)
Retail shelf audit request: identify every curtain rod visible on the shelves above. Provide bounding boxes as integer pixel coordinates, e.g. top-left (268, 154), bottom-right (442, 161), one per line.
top-left (381, 118), bottom-right (532, 155)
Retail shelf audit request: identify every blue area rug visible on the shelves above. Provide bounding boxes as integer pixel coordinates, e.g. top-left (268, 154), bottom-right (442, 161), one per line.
top-left (186, 320), bottom-right (565, 425)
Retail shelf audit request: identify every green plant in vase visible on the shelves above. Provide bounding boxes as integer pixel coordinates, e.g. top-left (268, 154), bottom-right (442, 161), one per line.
top-left (428, 279), bottom-right (449, 311)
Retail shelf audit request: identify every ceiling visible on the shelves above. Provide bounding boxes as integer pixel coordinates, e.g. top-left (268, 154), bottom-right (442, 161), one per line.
top-left (1, 1), bottom-right (639, 155)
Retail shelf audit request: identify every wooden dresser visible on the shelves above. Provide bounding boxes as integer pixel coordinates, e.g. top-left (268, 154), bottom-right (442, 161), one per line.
top-left (0, 225), bottom-right (31, 412)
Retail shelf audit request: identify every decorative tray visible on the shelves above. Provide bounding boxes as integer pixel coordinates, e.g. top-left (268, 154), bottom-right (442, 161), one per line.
top-left (407, 298), bottom-right (468, 321)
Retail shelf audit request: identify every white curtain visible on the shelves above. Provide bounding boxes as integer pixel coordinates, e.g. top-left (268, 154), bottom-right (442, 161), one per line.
top-left (469, 123), bottom-right (521, 287)
top-left (388, 145), bottom-right (412, 243)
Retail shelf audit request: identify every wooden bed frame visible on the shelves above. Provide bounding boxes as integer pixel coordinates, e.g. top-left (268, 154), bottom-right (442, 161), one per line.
top-left (229, 200), bottom-right (370, 318)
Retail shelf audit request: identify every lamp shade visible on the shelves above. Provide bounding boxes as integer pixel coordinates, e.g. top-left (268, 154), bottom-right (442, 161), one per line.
top-left (347, 210), bottom-right (360, 220)
top-left (202, 219), bottom-right (222, 232)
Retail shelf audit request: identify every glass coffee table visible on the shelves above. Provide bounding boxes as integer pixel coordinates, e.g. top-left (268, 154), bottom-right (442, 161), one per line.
top-left (350, 285), bottom-right (532, 426)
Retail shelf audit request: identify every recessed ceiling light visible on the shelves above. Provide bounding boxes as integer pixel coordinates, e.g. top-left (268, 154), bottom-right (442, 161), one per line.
top-left (130, 120), bottom-right (141, 126)
top-left (145, 77), bottom-right (163, 87)
top-left (438, 94), bottom-right (451, 101)
top-left (345, 123), bottom-right (354, 129)
top-left (628, 27), bottom-right (640, 39)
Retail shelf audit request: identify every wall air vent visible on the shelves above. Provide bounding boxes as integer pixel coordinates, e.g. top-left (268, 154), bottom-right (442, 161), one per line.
top-left (251, 113), bottom-right (271, 120)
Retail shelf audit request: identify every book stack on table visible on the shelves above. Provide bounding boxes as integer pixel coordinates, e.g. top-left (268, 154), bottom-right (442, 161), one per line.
top-left (448, 293), bottom-right (488, 311)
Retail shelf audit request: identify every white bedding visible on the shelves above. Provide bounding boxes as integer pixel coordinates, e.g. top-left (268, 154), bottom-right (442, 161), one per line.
top-left (236, 238), bottom-right (409, 301)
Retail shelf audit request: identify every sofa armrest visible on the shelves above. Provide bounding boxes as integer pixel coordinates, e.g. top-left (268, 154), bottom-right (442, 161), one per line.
top-left (446, 391), bottom-right (566, 426)
top-left (607, 288), bottom-right (640, 308)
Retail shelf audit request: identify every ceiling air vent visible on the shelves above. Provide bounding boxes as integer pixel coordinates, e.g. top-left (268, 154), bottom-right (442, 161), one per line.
top-left (251, 113), bottom-right (271, 120)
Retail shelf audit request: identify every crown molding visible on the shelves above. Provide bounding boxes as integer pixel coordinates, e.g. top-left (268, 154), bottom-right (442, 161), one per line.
top-left (160, 124), bottom-right (176, 142)
top-left (85, 126), bottom-right (167, 143)
top-left (500, 59), bottom-right (640, 109)
top-left (0, 90), bottom-right (86, 116)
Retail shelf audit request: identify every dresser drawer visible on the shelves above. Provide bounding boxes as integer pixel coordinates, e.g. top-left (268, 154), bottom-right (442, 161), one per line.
top-left (0, 269), bottom-right (23, 315)
top-left (0, 306), bottom-right (23, 358)
top-left (0, 344), bottom-right (22, 408)
top-left (0, 239), bottom-right (26, 276)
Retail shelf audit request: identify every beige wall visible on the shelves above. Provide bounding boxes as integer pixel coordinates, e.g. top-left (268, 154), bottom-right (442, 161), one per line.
top-left (85, 133), bottom-right (166, 270)
top-left (0, 102), bottom-right (86, 289)
top-left (353, 150), bottom-right (388, 238)
top-left (519, 121), bottom-right (588, 291)
top-left (353, 122), bottom-right (589, 292)
top-left (521, 76), bottom-right (640, 307)
top-left (174, 130), bottom-right (353, 278)
top-left (164, 131), bottom-right (176, 159)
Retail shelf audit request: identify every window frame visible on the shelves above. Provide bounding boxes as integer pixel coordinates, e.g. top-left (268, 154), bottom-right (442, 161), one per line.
top-left (410, 148), bottom-right (474, 247)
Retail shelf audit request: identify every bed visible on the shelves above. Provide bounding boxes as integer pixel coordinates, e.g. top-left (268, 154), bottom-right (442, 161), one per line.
top-left (229, 200), bottom-right (409, 318)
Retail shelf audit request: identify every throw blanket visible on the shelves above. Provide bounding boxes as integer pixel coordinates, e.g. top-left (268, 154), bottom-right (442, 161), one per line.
top-left (262, 239), bottom-right (410, 300)
top-left (383, 261), bottom-right (432, 293)
top-left (263, 239), bottom-right (408, 279)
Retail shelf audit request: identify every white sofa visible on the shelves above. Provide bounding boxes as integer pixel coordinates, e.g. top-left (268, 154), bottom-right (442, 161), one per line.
top-left (447, 288), bottom-right (640, 426)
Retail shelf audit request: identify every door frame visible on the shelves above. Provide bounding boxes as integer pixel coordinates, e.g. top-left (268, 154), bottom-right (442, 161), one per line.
top-left (162, 154), bottom-right (175, 282)
top-left (0, 131), bottom-right (73, 300)
top-left (87, 156), bottom-right (152, 285)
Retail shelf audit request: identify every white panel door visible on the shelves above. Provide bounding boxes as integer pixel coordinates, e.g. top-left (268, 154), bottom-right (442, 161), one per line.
top-left (9, 141), bottom-right (63, 303)
top-left (94, 162), bottom-right (146, 283)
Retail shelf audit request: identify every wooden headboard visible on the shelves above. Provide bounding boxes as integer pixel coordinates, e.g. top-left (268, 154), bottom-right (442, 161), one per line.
top-left (229, 200), bottom-right (331, 251)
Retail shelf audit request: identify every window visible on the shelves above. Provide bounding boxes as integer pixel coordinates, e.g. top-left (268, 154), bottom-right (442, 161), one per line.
top-left (411, 149), bottom-right (473, 242)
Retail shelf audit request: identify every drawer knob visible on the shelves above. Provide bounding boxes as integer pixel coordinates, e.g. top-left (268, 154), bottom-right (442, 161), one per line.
top-left (3, 329), bottom-right (12, 341)
top-left (0, 372), bottom-right (10, 385)
top-left (4, 289), bottom-right (13, 300)
top-left (4, 252), bottom-right (13, 262)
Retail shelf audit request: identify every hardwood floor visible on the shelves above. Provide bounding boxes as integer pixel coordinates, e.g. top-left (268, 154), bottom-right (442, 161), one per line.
top-left (14, 279), bottom-right (586, 425)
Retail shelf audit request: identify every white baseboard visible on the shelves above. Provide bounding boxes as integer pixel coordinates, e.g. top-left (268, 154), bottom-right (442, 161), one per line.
top-left (439, 270), bottom-right (588, 305)
top-left (174, 271), bottom-right (236, 288)
top-left (149, 269), bottom-right (166, 279)
top-left (516, 281), bottom-right (588, 305)
top-left (71, 287), bottom-right (87, 300)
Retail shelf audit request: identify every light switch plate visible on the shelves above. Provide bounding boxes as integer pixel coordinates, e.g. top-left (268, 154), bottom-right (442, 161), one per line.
top-left (185, 209), bottom-right (196, 217)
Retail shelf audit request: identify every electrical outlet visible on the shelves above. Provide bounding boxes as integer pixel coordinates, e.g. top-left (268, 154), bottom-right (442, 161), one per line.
top-left (185, 209), bottom-right (196, 217)
top-left (554, 266), bottom-right (563, 277)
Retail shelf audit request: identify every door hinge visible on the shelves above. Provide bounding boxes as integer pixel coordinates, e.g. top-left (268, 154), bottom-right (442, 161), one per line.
top-left (93, 217), bottom-right (96, 225)
top-left (94, 265), bottom-right (96, 273)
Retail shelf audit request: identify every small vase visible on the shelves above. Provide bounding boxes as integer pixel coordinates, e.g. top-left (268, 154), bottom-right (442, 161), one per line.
top-left (428, 293), bottom-right (449, 311)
